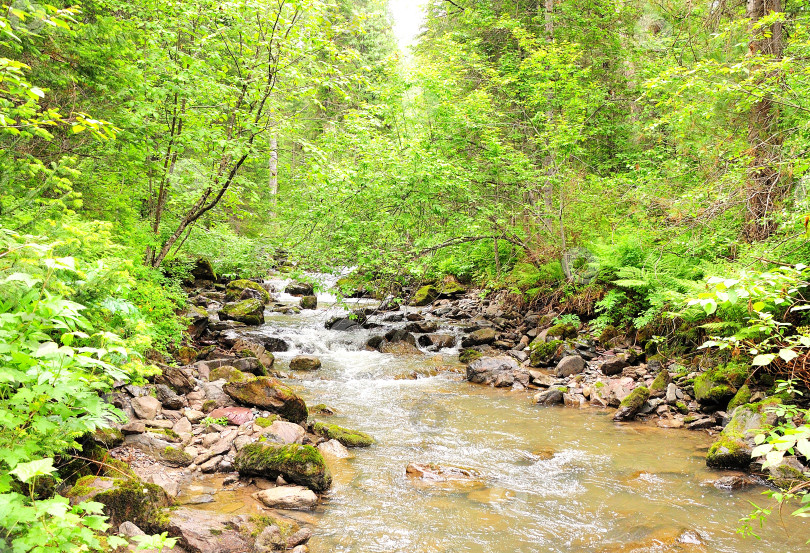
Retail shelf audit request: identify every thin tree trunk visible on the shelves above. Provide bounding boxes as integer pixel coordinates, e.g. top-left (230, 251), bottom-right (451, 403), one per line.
top-left (743, 0), bottom-right (783, 241)
top-left (268, 133), bottom-right (278, 218)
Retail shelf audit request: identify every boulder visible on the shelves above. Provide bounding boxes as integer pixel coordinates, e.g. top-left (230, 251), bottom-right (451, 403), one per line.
top-left (706, 398), bottom-right (781, 469)
top-left (545, 322), bottom-right (578, 340)
top-left (154, 365), bottom-right (194, 394)
top-left (600, 355), bottom-right (629, 376)
top-left (533, 387), bottom-right (565, 405)
top-left (253, 486), bottom-right (318, 511)
top-left (264, 420), bottom-right (306, 444)
top-left (325, 316), bottom-right (361, 331)
top-left (613, 386), bottom-right (650, 421)
top-left (417, 334), bottom-right (457, 349)
top-left (404, 321), bottom-right (439, 334)
top-left (208, 406), bottom-right (254, 426)
top-left (225, 279), bottom-right (271, 304)
top-left (649, 369), bottom-right (671, 398)
top-left (461, 327), bottom-right (497, 348)
top-left (411, 285), bottom-right (439, 306)
top-left (224, 377), bottom-right (308, 423)
top-left (132, 396), bottom-right (162, 420)
top-left (234, 443), bottom-right (332, 492)
top-left (232, 338), bottom-right (275, 369)
top-left (289, 355), bottom-right (322, 371)
top-left (168, 507), bottom-right (253, 553)
top-left (312, 422), bottom-right (375, 447)
top-left (66, 476), bottom-right (170, 533)
top-left (529, 340), bottom-right (563, 367)
top-left (285, 282), bottom-right (314, 296)
top-left (181, 304), bottom-right (209, 340)
top-left (190, 258), bottom-right (216, 282)
top-left (124, 434), bottom-right (193, 466)
top-left (155, 384), bottom-right (185, 410)
top-left (317, 439), bottom-right (351, 459)
top-left (209, 365), bottom-right (251, 383)
top-left (466, 356), bottom-right (530, 388)
top-left (693, 363), bottom-right (747, 407)
top-left (218, 299), bottom-right (265, 326)
top-left (299, 295), bottom-right (317, 309)
top-left (555, 355), bottom-right (585, 378)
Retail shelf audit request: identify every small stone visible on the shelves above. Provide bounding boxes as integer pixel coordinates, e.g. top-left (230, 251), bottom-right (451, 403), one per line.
top-left (287, 528), bottom-right (313, 548)
top-left (174, 417), bottom-right (192, 434)
top-left (555, 355), bottom-right (585, 378)
top-left (666, 383), bottom-right (678, 404)
top-left (317, 439), bottom-right (352, 459)
top-left (121, 421), bottom-right (146, 434)
top-left (253, 486), bottom-right (318, 510)
top-left (289, 355), bottom-right (322, 371)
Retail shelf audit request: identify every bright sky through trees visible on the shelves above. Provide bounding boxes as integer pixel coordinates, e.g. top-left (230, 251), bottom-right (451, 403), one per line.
top-left (388, 0), bottom-right (427, 49)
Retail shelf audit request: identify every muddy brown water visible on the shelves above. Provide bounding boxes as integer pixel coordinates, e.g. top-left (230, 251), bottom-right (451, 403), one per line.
top-left (219, 280), bottom-right (810, 552)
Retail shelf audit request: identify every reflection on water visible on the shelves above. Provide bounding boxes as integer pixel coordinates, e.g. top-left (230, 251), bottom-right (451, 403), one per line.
top-left (256, 281), bottom-right (809, 552)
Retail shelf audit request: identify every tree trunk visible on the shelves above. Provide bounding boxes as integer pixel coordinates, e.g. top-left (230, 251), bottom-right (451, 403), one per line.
top-left (743, 0), bottom-right (783, 241)
top-left (268, 133), bottom-right (278, 218)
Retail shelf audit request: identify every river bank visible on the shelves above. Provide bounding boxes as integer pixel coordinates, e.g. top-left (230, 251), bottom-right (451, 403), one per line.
top-left (69, 270), bottom-right (810, 552)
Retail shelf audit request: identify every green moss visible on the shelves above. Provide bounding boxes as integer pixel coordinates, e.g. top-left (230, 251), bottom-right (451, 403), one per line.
top-left (225, 280), bottom-right (270, 303)
top-left (683, 415), bottom-right (697, 423)
top-left (546, 323), bottom-right (578, 340)
top-left (92, 427), bottom-right (124, 449)
top-left (310, 404), bottom-right (336, 415)
top-left (675, 401), bottom-right (689, 414)
top-left (255, 415), bottom-right (280, 428)
top-left (726, 384), bottom-right (752, 413)
top-left (459, 349), bottom-right (482, 364)
top-left (411, 284), bottom-right (439, 306)
top-left (210, 365), bottom-right (248, 383)
top-left (219, 298), bottom-right (265, 325)
top-left (249, 515), bottom-right (297, 540)
top-left (312, 422), bottom-right (375, 447)
top-left (693, 363), bottom-right (748, 406)
top-left (594, 381), bottom-right (605, 389)
top-left (706, 435), bottom-right (749, 469)
top-left (233, 443), bottom-right (331, 492)
top-left (598, 325), bottom-right (618, 344)
top-left (69, 477), bottom-right (171, 533)
top-left (161, 446), bottom-right (193, 467)
top-left (619, 386), bottom-right (650, 410)
top-left (529, 340), bottom-right (563, 367)
top-left (649, 370), bottom-right (670, 393)
top-left (202, 399), bottom-right (217, 413)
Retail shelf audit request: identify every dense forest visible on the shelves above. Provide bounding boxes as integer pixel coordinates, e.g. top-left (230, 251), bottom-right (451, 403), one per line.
top-left (2, 0), bottom-right (810, 551)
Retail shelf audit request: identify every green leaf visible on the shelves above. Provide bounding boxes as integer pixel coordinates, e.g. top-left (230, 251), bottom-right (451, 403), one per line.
top-left (9, 458), bottom-right (56, 483)
top-left (752, 354), bottom-right (776, 366)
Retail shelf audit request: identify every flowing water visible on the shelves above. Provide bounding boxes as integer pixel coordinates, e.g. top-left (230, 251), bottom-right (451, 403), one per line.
top-left (239, 276), bottom-right (809, 552)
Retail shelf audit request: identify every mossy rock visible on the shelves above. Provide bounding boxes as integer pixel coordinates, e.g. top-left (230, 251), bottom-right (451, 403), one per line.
top-left (726, 384), bottom-right (752, 413)
top-left (598, 325), bottom-right (618, 344)
top-left (67, 477), bottom-right (171, 533)
top-left (160, 445), bottom-right (193, 467)
top-left (459, 349), bottom-right (483, 364)
top-left (439, 280), bottom-right (466, 296)
top-left (209, 365), bottom-right (250, 383)
top-left (693, 362), bottom-right (749, 406)
top-left (529, 339), bottom-right (563, 367)
top-left (202, 399), bottom-right (218, 413)
top-left (675, 401), bottom-right (689, 415)
top-left (546, 323), bottom-right (578, 341)
top-left (191, 257), bottom-right (216, 281)
top-left (411, 284), bottom-right (439, 306)
top-left (92, 427), bottom-right (125, 449)
top-left (225, 279), bottom-right (270, 303)
top-left (613, 386), bottom-right (650, 421)
top-left (234, 443), bottom-right (332, 492)
top-left (300, 295), bottom-right (318, 310)
top-left (649, 370), bottom-right (671, 395)
top-left (706, 397), bottom-right (781, 469)
top-left (219, 298), bottom-right (265, 326)
top-left (310, 404), bottom-right (336, 416)
top-left (312, 422), bottom-right (375, 448)
top-left (224, 376), bottom-right (308, 423)
top-left (255, 415), bottom-right (280, 428)
top-left (176, 346), bottom-right (199, 365)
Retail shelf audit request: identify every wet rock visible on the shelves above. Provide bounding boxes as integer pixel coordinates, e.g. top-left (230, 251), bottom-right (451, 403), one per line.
top-left (264, 420), bottom-right (306, 444)
top-left (461, 327), bottom-right (497, 348)
top-left (234, 443), bottom-right (332, 492)
top-left (533, 387), bottom-right (566, 405)
top-left (379, 340), bottom-right (422, 354)
top-left (555, 355), bottom-right (585, 378)
top-left (285, 282), bottom-right (314, 296)
top-left (168, 507), bottom-right (252, 553)
top-left (317, 439), bottom-right (352, 459)
top-left (312, 422), bottom-right (375, 447)
top-left (287, 528), bottom-right (313, 549)
top-left (417, 334), bottom-right (457, 349)
top-left (707, 474), bottom-right (761, 490)
top-left (253, 485), bottom-right (318, 510)
top-left (613, 386), bottom-right (650, 421)
top-left (404, 321), bottom-right (439, 334)
top-left (405, 463), bottom-right (483, 490)
top-left (132, 396), bottom-right (162, 420)
top-left (232, 338), bottom-right (275, 369)
top-left (66, 476), bottom-right (170, 533)
top-left (326, 317), bottom-right (361, 331)
top-left (289, 355), bottom-right (321, 371)
top-left (225, 280), bottom-right (271, 303)
top-left (299, 295), bottom-right (317, 309)
top-left (466, 356), bottom-right (530, 389)
top-left (181, 304), bottom-right (209, 340)
top-left (600, 355), bottom-right (629, 376)
top-left (224, 376), bottom-right (308, 423)
top-left (208, 406), bottom-right (254, 426)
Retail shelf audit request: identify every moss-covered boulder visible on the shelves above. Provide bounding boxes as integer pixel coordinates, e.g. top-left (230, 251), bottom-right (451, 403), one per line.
top-left (225, 279), bottom-right (270, 303)
top-left (598, 325), bottom-right (618, 344)
top-left (459, 348), bottom-right (483, 364)
top-left (613, 386), bottom-right (650, 421)
top-left (693, 363), bottom-right (748, 407)
top-left (439, 279), bottom-right (466, 297)
top-left (289, 355), bottom-right (321, 371)
top-left (66, 476), bottom-right (170, 532)
top-left (234, 443), bottom-right (332, 492)
top-left (649, 370), bottom-right (671, 398)
top-left (218, 298), bottom-right (265, 326)
top-left (209, 365), bottom-right (250, 383)
top-left (546, 322), bottom-right (578, 341)
top-left (191, 257), bottom-right (216, 282)
top-left (529, 340), bottom-right (563, 367)
top-left (300, 295), bottom-right (317, 309)
top-left (726, 384), bottom-right (752, 413)
top-left (312, 422), bottom-right (375, 448)
top-left (92, 427), bottom-right (124, 449)
top-left (460, 327), bottom-right (497, 348)
top-left (224, 376), bottom-right (308, 423)
top-left (410, 284), bottom-right (439, 306)
top-left (706, 397), bottom-right (781, 469)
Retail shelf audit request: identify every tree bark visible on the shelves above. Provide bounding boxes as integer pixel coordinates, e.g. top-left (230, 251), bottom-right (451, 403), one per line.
top-left (268, 133), bottom-right (279, 218)
top-left (743, 0), bottom-right (783, 241)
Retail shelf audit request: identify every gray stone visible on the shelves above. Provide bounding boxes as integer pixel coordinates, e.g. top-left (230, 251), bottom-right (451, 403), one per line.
top-left (555, 355), bottom-right (585, 378)
top-left (666, 383), bottom-right (678, 404)
top-left (264, 420), bottom-right (305, 444)
top-left (131, 396), bottom-right (161, 420)
top-left (253, 486), bottom-right (318, 510)
top-left (533, 388), bottom-right (565, 405)
top-left (466, 356), bottom-right (530, 388)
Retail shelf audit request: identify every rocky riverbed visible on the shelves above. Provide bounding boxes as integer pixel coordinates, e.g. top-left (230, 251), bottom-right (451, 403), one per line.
top-left (72, 270), bottom-right (810, 552)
